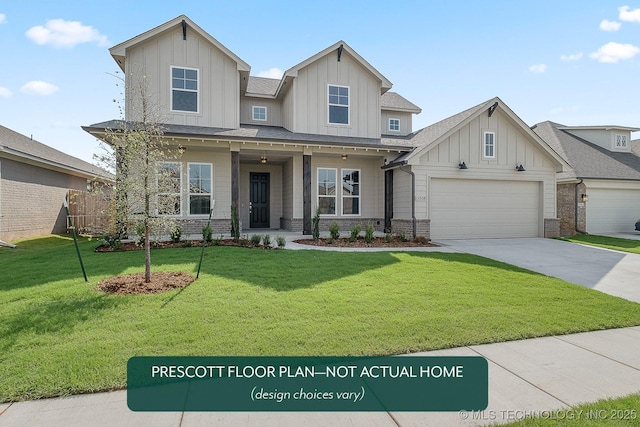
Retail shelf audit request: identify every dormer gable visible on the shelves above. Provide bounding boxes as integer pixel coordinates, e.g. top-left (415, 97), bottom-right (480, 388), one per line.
top-left (559, 126), bottom-right (640, 153)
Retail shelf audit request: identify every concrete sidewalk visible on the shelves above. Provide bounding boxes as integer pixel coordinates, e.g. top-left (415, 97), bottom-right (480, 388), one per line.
top-left (2, 327), bottom-right (639, 427)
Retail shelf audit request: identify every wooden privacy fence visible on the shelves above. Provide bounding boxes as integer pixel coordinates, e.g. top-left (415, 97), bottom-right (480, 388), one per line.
top-left (67, 189), bottom-right (111, 236)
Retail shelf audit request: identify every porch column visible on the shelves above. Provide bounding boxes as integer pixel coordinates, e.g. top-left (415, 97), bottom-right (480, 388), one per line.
top-left (303, 154), bottom-right (311, 235)
top-left (231, 151), bottom-right (239, 209)
top-left (384, 169), bottom-right (393, 232)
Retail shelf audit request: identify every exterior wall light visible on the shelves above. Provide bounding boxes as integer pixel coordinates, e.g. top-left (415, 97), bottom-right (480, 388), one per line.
top-left (178, 144), bottom-right (186, 154)
top-left (342, 154), bottom-right (348, 160)
top-left (260, 155), bottom-right (267, 164)
top-left (580, 194), bottom-right (589, 203)
top-left (458, 161), bottom-right (468, 169)
top-left (515, 164), bottom-right (526, 172)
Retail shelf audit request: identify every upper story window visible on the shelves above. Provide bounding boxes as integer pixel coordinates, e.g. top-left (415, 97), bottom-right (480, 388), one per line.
top-left (483, 131), bottom-right (496, 159)
top-left (328, 85), bottom-right (349, 125)
top-left (171, 66), bottom-right (198, 113)
top-left (389, 118), bottom-right (400, 132)
top-left (615, 133), bottom-right (628, 149)
top-left (252, 106), bottom-right (267, 121)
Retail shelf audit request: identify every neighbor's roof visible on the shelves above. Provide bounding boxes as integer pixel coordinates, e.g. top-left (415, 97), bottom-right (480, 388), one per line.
top-left (83, 120), bottom-right (411, 152)
top-left (0, 124), bottom-right (113, 180)
top-left (532, 121), bottom-right (640, 181)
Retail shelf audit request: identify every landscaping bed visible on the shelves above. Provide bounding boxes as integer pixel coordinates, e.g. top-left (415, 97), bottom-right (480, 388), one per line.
top-left (294, 236), bottom-right (435, 248)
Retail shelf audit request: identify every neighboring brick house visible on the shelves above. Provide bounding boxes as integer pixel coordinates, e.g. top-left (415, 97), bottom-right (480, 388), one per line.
top-left (0, 125), bottom-right (112, 243)
top-left (533, 122), bottom-right (640, 236)
top-left (84, 15), bottom-right (569, 240)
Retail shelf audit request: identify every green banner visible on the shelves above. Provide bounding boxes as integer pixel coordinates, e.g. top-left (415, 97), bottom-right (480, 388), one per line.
top-left (127, 356), bottom-right (487, 412)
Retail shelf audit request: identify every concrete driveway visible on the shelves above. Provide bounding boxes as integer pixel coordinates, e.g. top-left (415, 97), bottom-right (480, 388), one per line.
top-left (435, 238), bottom-right (640, 303)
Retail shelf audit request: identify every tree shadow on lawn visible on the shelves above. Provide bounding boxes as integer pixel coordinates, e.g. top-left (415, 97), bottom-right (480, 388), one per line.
top-left (0, 293), bottom-right (124, 353)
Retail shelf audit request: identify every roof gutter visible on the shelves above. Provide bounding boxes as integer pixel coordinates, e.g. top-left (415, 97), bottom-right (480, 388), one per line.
top-left (398, 162), bottom-right (416, 239)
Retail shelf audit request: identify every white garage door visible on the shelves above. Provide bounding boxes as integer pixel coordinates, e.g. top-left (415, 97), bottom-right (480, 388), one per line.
top-left (586, 188), bottom-right (640, 233)
top-left (430, 179), bottom-right (540, 239)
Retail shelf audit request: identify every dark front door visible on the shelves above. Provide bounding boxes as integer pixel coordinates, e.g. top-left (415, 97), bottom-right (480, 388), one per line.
top-left (250, 172), bottom-right (270, 228)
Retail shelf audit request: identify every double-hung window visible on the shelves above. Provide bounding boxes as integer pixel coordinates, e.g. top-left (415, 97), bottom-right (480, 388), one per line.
top-left (328, 85), bottom-right (349, 125)
top-left (317, 168), bottom-right (337, 215)
top-left (158, 162), bottom-right (182, 215)
top-left (188, 163), bottom-right (212, 215)
top-left (171, 66), bottom-right (198, 112)
top-left (483, 131), bottom-right (496, 159)
top-left (341, 169), bottom-right (360, 215)
top-left (252, 106), bottom-right (267, 121)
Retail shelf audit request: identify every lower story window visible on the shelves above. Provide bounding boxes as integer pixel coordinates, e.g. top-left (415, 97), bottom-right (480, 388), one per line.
top-left (188, 163), bottom-right (212, 215)
top-left (317, 168), bottom-right (337, 215)
top-left (158, 162), bottom-right (182, 215)
top-left (342, 169), bottom-right (360, 215)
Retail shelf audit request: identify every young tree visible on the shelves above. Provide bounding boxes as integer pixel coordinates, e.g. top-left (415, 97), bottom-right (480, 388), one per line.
top-left (95, 71), bottom-right (180, 283)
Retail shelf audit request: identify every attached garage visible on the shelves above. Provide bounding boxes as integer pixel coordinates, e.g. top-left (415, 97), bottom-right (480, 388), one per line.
top-left (586, 186), bottom-right (640, 233)
top-left (429, 178), bottom-right (541, 239)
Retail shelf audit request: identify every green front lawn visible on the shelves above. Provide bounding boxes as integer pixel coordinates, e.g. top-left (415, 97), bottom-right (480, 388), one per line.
top-left (503, 393), bottom-right (640, 426)
top-left (560, 234), bottom-right (640, 254)
top-left (1, 235), bottom-right (640, 402)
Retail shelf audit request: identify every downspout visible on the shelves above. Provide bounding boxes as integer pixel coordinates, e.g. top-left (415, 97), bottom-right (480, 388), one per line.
top-left (575, 179), bottom-right (587, 234)
top-left (398, 163), bottom-right (416, 239)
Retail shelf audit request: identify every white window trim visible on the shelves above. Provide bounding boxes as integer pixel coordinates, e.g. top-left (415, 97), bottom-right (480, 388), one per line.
top-left (327, 84), bottom-right (350, 126)
top-left (482, 130), bottom-right (496, 159)
top-left (252, 106), bottom-right (267, 121)
top-left (341, 168), bottom-right (361, 216)
top-left (170, 66), bottom-right (200, 114)
top-left (187, 162), bottom-right (213, 216)
top-left (317, 167), bottom-right (338, 216)
top-left (388, 118), bottom-right (400, 132)
top-left (157, 161), bottom-right (182, 216)
top-left (614, 133), bottom-right (628, 149)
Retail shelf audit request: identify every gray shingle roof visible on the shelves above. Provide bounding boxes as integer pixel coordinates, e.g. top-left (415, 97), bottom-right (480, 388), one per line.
top-left (380, 92), bottom-right (421, 113)
top-left (246, 77), bottom-right (280, 96)
top-left (0, 124), bottom-right (113, 179)
top-left (84, 120), bottom-right (411, 151)
top-left (532, 121), bottom-right (640, 181)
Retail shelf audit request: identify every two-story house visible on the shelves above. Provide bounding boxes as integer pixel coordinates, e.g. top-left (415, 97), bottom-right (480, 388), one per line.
top-left (84, 15), bottom-right (569, 240)
top-left (533, 122), bottom-right (640, 236)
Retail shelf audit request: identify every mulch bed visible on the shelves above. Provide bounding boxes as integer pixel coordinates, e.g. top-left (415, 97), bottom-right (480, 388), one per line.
top-left (94, 239), bottom-right (277, 252)
top-left (293, 237), bottom-right (435, 248)
top-left (97, 271), bottom-right (195, 294)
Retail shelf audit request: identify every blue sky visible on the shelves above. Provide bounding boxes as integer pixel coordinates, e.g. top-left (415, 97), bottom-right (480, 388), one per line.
top-left (1, 1), bottom-right (639, 163)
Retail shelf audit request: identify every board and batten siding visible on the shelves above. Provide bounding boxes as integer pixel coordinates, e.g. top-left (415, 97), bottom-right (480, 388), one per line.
top-left (392, 167), bottom-right (412, 220)
top-left (563, 129), bottom-right (632, 152)
top-left (381, 111), bottom-right (413, 136)
top-left (291, 52), bottom-right (381, 138)
top-left (239, 97), bottom-right (283, 127)
top-left (125, 26), bottom-right (240, 129)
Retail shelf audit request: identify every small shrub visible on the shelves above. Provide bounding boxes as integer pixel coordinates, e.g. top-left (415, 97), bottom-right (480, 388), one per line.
top-left (398, 231), bottom-right (408, 242)
top-left (312, 207), bottom-right (321, 240)
top-left (238, 235), bottom-right (250, 246)
top-left (349, 224), bottom-right (362, 243)
top-left (251, 234), bottom-right (262, 246)
top-left (212, 235), bottom-right (223, 246)
top-left (364, 223), bottom-right (374, 243)
top-left (414, 236), bottom-right (429, 245)
top-left (327, 236), bottom-right (334, 244)
top-left (99, 234), bottom-right (122, 250)
top-left (182, 240), bottom-right (193, 248)
top-left (135, 222), bottom-right (145, 246)
top-left (385, 233), bottom-right (393, 243)
top-left (202, 224), bottom-right (213, 243)
top-left (262, 234), bottom-right (272, 246)
top-left (170, 226), bottom-right (182, 243)
top-left (329, 221), bottom-right (340, 240)
top-left (276, 236), bottom-right (286, 248)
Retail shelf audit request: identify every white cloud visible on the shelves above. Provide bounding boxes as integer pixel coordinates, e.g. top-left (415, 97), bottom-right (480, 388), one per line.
top-left (0, 87), bottom-right (12, 98)
top-left (560, 52), bottom-right (583, 61)
top-left (25, 19), bottom-right (109, 48)
top-left (590, 42), bottom-right (640, 63)
top-left (619, 5), bottom-right (640, 22)
top-left (600, 19), bottom-right (622, 31)
top-left (528, 64), bottom-right (547, 73)
top-left (0, 13), bottom-right (6, 24)
top-left (20, 81), bottom-right (59, 95)
top-left (257, 68), bottom-right (284, 79)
